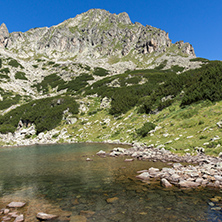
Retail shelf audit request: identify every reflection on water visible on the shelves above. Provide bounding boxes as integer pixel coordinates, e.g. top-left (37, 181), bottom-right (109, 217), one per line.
top-left (0, 143), bottom-right (222, 221)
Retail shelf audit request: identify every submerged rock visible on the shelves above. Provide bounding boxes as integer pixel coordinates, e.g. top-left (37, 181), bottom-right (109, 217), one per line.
top-left (106, 197), bottom-right (119, 203)
top-left (7, 202), bottom-right (26, 208)
top-left (96, 150), bottom-right (106, 155)
top-left (36, 212), bottom-right (58, 220)
top-left (14, 214), bottom-right (24, 222)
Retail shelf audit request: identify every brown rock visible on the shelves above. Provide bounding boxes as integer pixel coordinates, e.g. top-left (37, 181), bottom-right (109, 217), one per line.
top-left (36, 212), bottom-right (58, 220)
top-left (106, 197), bottom-right (119, 203)
top-left (80, 210), bottom-right (95, 217)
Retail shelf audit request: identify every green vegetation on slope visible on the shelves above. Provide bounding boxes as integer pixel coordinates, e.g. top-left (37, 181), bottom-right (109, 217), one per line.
top-left (0, 96), bottom-right (79, 134)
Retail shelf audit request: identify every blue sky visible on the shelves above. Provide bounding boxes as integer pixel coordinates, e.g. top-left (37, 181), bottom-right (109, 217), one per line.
top-left (1, 0), bottom-right (221, 60)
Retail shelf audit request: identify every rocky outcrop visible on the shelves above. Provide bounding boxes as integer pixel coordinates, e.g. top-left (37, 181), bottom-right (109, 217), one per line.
top-left (0, 23), bottom-right (9, 48)
top-left (3, 9), bottom-right (195, 61)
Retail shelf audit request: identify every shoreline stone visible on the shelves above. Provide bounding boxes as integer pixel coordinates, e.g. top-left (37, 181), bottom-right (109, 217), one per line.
top-left (107, 143), bottom-right (222, 190)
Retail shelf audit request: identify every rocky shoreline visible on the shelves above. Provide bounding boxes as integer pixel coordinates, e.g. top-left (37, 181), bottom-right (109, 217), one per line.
top-left (97, 143), bottom-right (222, 189)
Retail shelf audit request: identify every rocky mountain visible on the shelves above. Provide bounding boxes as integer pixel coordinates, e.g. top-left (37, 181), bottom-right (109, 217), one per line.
top-left (1, 9), bottom-right (197, 70)
top-left (0, 9), bottom-right (215, 148)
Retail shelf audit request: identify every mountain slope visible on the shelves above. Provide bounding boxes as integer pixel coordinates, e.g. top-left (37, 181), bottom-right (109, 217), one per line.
top-left (1, 9), bottom-right (220, 157)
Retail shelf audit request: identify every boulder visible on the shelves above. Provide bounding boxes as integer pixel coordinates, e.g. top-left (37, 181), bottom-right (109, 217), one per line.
top-left (36, 212), bottom-right (58, 220)
top-left (161, 178), bottom-right (173, 188)
top-left (136, 172), bottom-right (150, 180)
top-left (96, 150), bottom-right (106, 155)
top-left (14, 214), bottom-right (24, 222)
top-left (179, 180), bottom-right (199, 188)
top-left (217, 121), bottom-right (222, 128)
top-left (7, 202), bottom-right (26, 208)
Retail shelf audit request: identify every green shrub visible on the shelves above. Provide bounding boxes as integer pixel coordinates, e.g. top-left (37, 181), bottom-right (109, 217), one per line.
top-left (0, 74), bottom-right (10, 79)
top-left (0, 96), bottom-right (79, 134)
top-left (181, 61), bottom-right (222, 107)
top-left (33, 73), bottom-right (65, 94)
top-left (58, 74), bottom-right (94, 93)
top-left (15, 71), bottom-right (28, 80)
top-left (9, 59), bottom-right (24, 68)
top-left (136, 122), bottom-right (156, 137)
top-left (0, 58), bottom-right (2, 68)
top-left (0, 124), bottom-right (15, 134)
top-left (47, 61), bottom-right (55, 66)
top-left (154, 60), bottom-right (167, 70)
top-left (190, 57), bottom-right (209, 63)
top-left (0, 68), bottom-right (10, 74)
top-left (32, 65), bottom-right (38, 68)
top-left (93, 67), bottom-right (109, 76)
top-left (0, 93), bottom-right (21, 110)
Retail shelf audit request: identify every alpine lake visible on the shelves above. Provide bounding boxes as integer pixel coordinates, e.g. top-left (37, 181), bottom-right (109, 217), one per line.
top-left (0, 143), bottom-right (222, 222)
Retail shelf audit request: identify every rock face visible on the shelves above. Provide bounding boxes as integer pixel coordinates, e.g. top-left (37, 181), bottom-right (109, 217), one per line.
top-left (2, 9), bottom-right (195, 63)
top-left (0, 23), bottom-right (9, 48)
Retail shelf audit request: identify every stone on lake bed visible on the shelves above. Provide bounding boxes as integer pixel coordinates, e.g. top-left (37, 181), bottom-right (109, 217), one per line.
top-left (124, 158), bottom-right (134, 162)
top-left (80, 210), bottom-right (95, 217)
top-left (70, 215), bottom-right (87, 222)
top-left (4, 208), bottom-right (10, 214)
top-left (36, 212), bottom-right (58, 220)
top-left (210, 196), bottom-right (222, 202)
top-left (7, 202), bottom-right (26, 208)
top-left (14, 214), bottom-right (24, 222)
top-left (96, 150), bottom-right (106, 155)
top-left (2, 216), bottom-right (11, 221)
top-left (106, 197), bottom-right (119, 203)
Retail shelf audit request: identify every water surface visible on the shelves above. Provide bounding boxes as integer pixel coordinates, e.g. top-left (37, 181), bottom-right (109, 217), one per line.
top-left (0, 143), bottom-right (221, 221)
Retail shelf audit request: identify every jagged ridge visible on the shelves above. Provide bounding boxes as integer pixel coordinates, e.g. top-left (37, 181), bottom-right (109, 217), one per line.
top-left (0, 9), bottom-right (195, 64)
